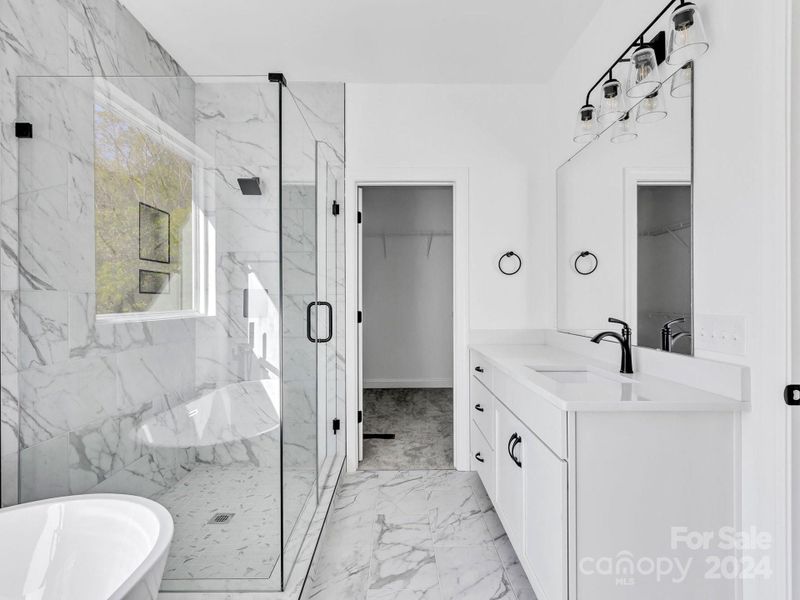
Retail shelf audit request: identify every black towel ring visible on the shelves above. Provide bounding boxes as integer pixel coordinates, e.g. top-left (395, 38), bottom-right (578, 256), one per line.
top-left (498, 251), bottom-right (522, 276)
top-left (574, 251), bottom-right (598, 276)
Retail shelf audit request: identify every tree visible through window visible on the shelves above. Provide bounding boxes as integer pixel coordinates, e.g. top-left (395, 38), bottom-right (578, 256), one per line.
top-left (94, 102), bottom-right (194, 315)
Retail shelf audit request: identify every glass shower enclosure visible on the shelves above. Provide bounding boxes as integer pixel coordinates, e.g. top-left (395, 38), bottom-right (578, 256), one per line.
top-left (12, 74), bottom-right (344, 593)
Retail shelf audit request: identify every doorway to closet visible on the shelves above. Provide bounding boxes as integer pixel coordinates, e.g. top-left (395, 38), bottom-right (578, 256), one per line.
top-left (357, 185), bottom-right (454, 469)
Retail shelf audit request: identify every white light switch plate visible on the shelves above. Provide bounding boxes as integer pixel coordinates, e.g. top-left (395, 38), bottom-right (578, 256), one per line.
top-left (693, 314), bottom-right (747, 356)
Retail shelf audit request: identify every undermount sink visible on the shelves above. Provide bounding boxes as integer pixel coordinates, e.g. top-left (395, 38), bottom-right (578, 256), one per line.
top-left (528, 366), bottom-right (635, 385)
top-left (0, 494), bottom-right (173, 600)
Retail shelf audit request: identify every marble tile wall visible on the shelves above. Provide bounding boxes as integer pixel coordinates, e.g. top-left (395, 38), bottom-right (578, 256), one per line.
top-left (0, 0), bottom-right (346, 515)
top-left (0, 0), bottom-right (194, 507)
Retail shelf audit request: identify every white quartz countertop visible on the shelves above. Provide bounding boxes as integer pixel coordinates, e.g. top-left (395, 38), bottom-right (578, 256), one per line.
top-left (469, 344), bottom-right (748, 412)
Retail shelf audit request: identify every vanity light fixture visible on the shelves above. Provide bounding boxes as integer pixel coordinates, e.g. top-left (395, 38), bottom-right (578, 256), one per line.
top-left (670, 61), bottom-right (693, 98)
top-left (666, 2), bottom-right (710, 65)
top-left (627, 45), bottom-right (662, 98)
top-left (573, 104), bottom-right (598, 144)
top-left (572, 0), bottom-right (708, 143)
top-left (636, 90), bottom-right (668, 123)
top-left (610, 112), bottom-right (638, 144)
top-left (597, 77), bottom-right (627, 126)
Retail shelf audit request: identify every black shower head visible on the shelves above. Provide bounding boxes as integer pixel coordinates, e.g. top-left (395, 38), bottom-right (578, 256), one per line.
top-left (237, 177), bottom-right (262, 196)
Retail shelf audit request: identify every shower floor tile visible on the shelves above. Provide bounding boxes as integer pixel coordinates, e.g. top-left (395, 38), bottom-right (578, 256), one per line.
top-left (361, 389), bottom-right (453, 470)
top-left (155, 463), bottom-right (316, 581)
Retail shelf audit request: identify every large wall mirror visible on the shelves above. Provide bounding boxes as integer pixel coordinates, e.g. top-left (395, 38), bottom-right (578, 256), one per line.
top-left (557, 63), bottom-right (693, 355)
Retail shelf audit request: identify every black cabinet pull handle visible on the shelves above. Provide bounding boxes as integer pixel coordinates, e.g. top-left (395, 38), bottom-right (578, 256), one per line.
top-left (475, 452), bottom-right (485, 463)
top-left (507, 433), bottom-right (518, 461)
top-left (474, 404), bottom-right (484, 412)
top-left (475, 366), bottom-right (485, 373)
top-left (510, 435), bottom-right (522, 468)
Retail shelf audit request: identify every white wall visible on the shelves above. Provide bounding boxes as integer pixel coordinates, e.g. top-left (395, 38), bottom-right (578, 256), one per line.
top-left (791, 0), bottom-right (800, 594)
top-left (362, 186), bottom-right (453, 388)
top-left (346, 84), bottom-right (554, 333)
top-left (547, 1), bottom-right (791, 598)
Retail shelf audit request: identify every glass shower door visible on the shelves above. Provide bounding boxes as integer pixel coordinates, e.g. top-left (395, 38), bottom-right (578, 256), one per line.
top-left (316, 142), bottom-right (344, 484)
top-left (13, 74), bottom-right (338, 595)
top-left (280, 86), bottom-right (320, 585)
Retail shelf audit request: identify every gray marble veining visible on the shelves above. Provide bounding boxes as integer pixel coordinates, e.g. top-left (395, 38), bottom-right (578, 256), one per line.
top-left (302, 470), bottom-right (537, 600)
top-left (361, 389), bottom-right (454, 470)
top-left (1, 2), bottom-right (346, 596)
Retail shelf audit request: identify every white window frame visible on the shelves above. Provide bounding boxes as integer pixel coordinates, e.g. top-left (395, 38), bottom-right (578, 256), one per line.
top-left (93, 79), bottom-right (216, 323)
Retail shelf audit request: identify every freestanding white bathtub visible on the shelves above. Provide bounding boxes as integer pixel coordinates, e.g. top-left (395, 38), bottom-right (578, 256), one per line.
top-left (0, 494), bottom-right (174, 600)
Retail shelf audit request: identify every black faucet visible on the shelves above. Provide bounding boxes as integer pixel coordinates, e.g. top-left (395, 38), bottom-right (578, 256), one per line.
top-left (590, 317), bottom-right (634, 374)
top-left (661, 317), bottom-right (686, 352)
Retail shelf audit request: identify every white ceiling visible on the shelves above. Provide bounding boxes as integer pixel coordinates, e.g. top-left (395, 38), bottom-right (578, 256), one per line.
top-left (120, 0), bottom-right (604, 83)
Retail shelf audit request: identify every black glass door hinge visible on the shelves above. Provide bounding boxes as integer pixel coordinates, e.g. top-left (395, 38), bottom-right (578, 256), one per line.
top-left (332, 418), bottom-right (341, 434)
top-left (358, 410), bottom-right (363, 424)
top-left (785, 385), bottom-right (800, 405)
top-left (15, 123), bottom-right (32, 138)
top-left (357, 211), bottom-right (362, 224)
top-left (357, 310), bottom-right (363, 324)
top-left (332, 201), bottom-right (340, 216)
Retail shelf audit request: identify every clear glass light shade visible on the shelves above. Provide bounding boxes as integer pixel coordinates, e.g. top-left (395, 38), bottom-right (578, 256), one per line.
top-left (671, 62), bottom-right (693, 98)
top-left (636, 90), bottom-right (668, 124)
top-left (597, 79), bottom-right (627, 126)
top-left (626, 46), bottom-right (662, 98)
top-left (573, 105), bottom-right (598, 144)
top-left (610, 113), bottom-right (638, 143)
top-left (667, 3), bottom-right (710, 66)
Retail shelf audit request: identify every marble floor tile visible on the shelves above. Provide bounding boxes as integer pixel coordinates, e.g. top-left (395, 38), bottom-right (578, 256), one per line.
top-left (368, 514), bottom-right (438, 595)
top-left (302, 469), bottom-right (534, 600)
top-left (366, 589), bottom-right (443, 600)
top-left (361, 389), bottom-right (453, 470)
top-left (435, 544), bottom-right (517, 600)
top-left (154, 463), bottom-right (315, 581)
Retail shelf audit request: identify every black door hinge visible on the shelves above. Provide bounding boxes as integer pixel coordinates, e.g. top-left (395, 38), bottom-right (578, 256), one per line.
top-left (357, 211), bottom-right (362, 224)
top-left (358, 410), bottom-right (363, 424)
top-left (332, 418), bottom-right (341, 434)
top-left (785, 385), bottom-right (800, 405)
top-left (332, 201), bottom-right (340, 216)
top-left (357, 310), bottom-right (363, 324)
top-left (15, 123), bottom-right (33, 139)
top-left (268, 72), bottom-right (287, 86)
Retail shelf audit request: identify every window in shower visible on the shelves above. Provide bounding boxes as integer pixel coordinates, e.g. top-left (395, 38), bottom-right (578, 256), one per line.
top-left (94, 83), bottom-right (213, 318)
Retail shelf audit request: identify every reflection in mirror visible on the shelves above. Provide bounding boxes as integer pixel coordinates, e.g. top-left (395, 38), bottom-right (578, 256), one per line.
top-left (557, 66), bottom-right (693, 355)
top-left (637, 184), bottom-right (692, 355)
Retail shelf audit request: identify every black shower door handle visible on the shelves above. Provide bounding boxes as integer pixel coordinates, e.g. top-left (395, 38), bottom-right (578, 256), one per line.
top-left (306, 301), bottom-right (334, 343)
top-left (318, 301), bottom-right (333, 343)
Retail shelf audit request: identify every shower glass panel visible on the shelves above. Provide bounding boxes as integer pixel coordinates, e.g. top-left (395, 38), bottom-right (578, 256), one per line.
top-left (280, 86), bottom-right (320, 584)
top-left (13, 74), bottom-right (338, 594)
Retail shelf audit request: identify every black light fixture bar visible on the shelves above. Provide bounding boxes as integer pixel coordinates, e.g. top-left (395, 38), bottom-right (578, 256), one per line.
top-left (583, 0), bottom-right (687, 106)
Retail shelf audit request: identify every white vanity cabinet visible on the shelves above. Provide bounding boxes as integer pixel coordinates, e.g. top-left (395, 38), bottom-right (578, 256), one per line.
top-left (468, 348), bottom-right (742, 600)
top-left (491, 385), bottom-right (568, 600)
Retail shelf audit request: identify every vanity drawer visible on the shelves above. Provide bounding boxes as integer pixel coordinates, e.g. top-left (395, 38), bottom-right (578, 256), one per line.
top-left (493, 370), bottom-right (568, 459)
top-left (470, 352), bottom-right (491, 386)
top-left (470, 376), bottom-right (495, 448)
top-left (470, 420), bottom-right (495, 500)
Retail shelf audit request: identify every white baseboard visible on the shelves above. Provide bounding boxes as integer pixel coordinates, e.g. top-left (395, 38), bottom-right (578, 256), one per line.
top-left (364, 378), bottom-right (453, 389)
